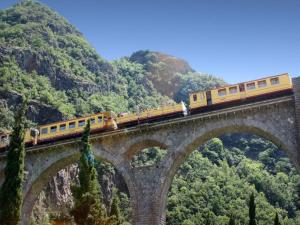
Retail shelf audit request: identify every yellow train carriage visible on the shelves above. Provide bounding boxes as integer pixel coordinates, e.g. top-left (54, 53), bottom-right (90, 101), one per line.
top-left (37, 111), bottom-right (117, 144)
top-left (0, 112), bottom-right (117, 151)
top-left (190, 73), bottom-right (293, 114)
top-left (0, 129), bottom-right (37, 152)
top-left (117, 102), bottom-right (187, 128)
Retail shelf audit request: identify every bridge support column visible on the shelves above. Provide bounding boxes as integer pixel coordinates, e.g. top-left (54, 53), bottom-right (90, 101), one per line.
top-left (130, 166), bottom-right (166, 225)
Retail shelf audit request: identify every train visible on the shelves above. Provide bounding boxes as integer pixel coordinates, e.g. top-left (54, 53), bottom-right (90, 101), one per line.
top-left (0, 73), bottom-right (293, 151)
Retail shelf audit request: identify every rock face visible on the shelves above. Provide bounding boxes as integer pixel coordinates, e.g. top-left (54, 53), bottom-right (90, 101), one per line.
top-left (31, 165), bottom-right (78, 224)
top-left (130, 50), bottom-right (194, 98)
top-left (46, 165), bottom-right (78, 214)
top-left (0, 89), bottom-right (63, 125)
top-left (31, 163), bottom-right (129, 224)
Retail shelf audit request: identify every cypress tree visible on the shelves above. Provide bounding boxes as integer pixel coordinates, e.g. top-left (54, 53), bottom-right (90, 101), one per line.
top-left (249, 193), bottom-right (256, 225)
top-left (0, 98), bottom-right (28, 225)
top-left (228, 215), bottom-right (235, 225)
top-left (70, 120), bottom-right (109, 225)
top-left (274, 213), bottom-right (281, 225)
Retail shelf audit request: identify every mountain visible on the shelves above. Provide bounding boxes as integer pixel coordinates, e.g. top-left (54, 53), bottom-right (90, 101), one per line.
top-left (129, 50), bottom-right (194, 98)
top-left (0, 0), bottom-right (224, 131)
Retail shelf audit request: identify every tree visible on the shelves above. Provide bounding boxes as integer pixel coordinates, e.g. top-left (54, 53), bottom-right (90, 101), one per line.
top-left (274, 213), bottom-right (281, 225)
top-left (228, 215), bottom-right (235, 225)
top-left (202, 138), bottom-right (225, 164)
top-left (70, 120), bottom-right (109, 225)
top-left (249, 193), bottom-right (256, 225)
top-left (0, 98), bottom-right (28, 225)
top-left (110, 189), bottom-right (123, 225)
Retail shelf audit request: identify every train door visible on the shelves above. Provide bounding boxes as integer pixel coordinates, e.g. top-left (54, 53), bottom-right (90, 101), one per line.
top-left (239, 84), bottom-right (246, 98)
top-left (206, 91), bottom-right (212, 105)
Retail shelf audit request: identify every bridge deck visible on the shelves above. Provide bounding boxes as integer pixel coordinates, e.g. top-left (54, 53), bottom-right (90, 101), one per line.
top-left (0, 95), bottom-right (294, 158)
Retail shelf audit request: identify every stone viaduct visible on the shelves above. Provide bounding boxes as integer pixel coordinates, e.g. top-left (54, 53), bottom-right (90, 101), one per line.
top-left (1, 77), bottom-right (300, 225)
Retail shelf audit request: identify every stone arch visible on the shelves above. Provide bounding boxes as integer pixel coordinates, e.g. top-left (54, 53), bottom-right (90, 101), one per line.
top-left (158, 119), bottom-right (299, 224)
top-left (21, 151), bottom-right (80, 225)
top-left (125, 139), bottom-right (168, 161)
top-left (21, 143), bottom-right (134, 225)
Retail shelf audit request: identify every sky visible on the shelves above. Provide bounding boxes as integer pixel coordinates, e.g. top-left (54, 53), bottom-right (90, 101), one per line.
top-left (0, 0), bottom-right (300, 84)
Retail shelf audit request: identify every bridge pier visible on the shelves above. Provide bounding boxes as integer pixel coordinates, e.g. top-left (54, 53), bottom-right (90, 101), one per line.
top-left (130, 165), bottom-right (167, 225)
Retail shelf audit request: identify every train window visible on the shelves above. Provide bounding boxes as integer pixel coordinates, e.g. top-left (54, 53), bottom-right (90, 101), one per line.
top-left (200, 93), bottom-right (204, 100)
top-left (41, 128), bottom-right (48, 134)
top-left (193, 94), bottom-right (197, 102)
top-left (69, 122), bottom-right (76, 129)
top-left (90, 118), bottom-right (96, 124)
top-left (60, 124), bottom-right (66, 131)
top-left (79, 120), bottom-right (85, 127)
top-left (229, 86), bottom-right (238, 94)
top-left (271, 78), bottom-right (279, 85)
top-left (98, 116), bottom-right (103, 123)
top-left (258, 80), bottom-right (267, 88)
top-left (218, 89), bottom-right (226, 97)
top-left (239, 84), bottom-right (245, 92)
top-left (50, 126), bottom-right (57, 133)
top-left (246, 83), bottom-right (256, 90)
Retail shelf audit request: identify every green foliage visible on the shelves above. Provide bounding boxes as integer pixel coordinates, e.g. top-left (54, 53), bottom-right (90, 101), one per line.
top-left (94, 160), bottom-right (131, 224)
top-left (118, 192), bottom-right (131, 223)
top-left (0, 60), bottom-right (75, 118)
top-left (110, 189), bottom-right (123, 225)
top-left (131, 147), bottom-right (167, 167)
top-left (0, 98), bottom-right (27, 225)
top-left (88, 93), bottom-right (129, 114)
top-left (202, 138), bottom-right (226, 165)
top-left (167, 136), bottom-right (300, 225)
top-left (0, 102), bottom-right (14, 132)
top-left (176, 72), bottom-right (225, 102)
top-left (113, 58), bottom-right (171, 111)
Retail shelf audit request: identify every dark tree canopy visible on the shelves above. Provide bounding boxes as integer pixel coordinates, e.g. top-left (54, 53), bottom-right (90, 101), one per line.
top-left (249, 193), bottom-right (256, 225)
top-left (70, 120), bottom-right (109, 225)
top-left (0, 98), bottom-right (28, 225)
top-left (274, 213), bottom-right (281, 225)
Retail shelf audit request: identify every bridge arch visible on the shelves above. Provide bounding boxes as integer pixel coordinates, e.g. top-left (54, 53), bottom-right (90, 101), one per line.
top-left (21, 142), bottom-right (134, 225)
top-left (125, 139), bottom-right (168, 161)
top-left (157, 116), bottom-right (300, 224)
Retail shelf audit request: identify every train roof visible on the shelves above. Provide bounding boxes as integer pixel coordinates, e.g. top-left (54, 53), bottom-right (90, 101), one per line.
top-left (190, 73), bottom-right (290, 95)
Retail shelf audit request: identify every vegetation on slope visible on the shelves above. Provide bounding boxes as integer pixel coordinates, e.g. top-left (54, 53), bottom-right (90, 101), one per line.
top-left (165, 136), bottom-right (300, 225)
top-left (0, 1), bottom-right (223, 130)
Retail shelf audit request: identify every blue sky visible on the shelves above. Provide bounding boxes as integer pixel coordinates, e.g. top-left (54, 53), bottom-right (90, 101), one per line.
top-left (1, 0), bottom-right (300, 84)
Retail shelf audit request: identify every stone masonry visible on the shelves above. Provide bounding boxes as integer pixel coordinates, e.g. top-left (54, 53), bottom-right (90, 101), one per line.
top-left (1, 77), bottom-right (300, 225)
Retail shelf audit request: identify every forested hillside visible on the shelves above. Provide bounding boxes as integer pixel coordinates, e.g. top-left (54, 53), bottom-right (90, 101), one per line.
top-left (167, 135), bottom-right (300, 225)
top-left (0, 1), bottom-right (299, 225)
top-left (0, 0), bottom-right (223, 131)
